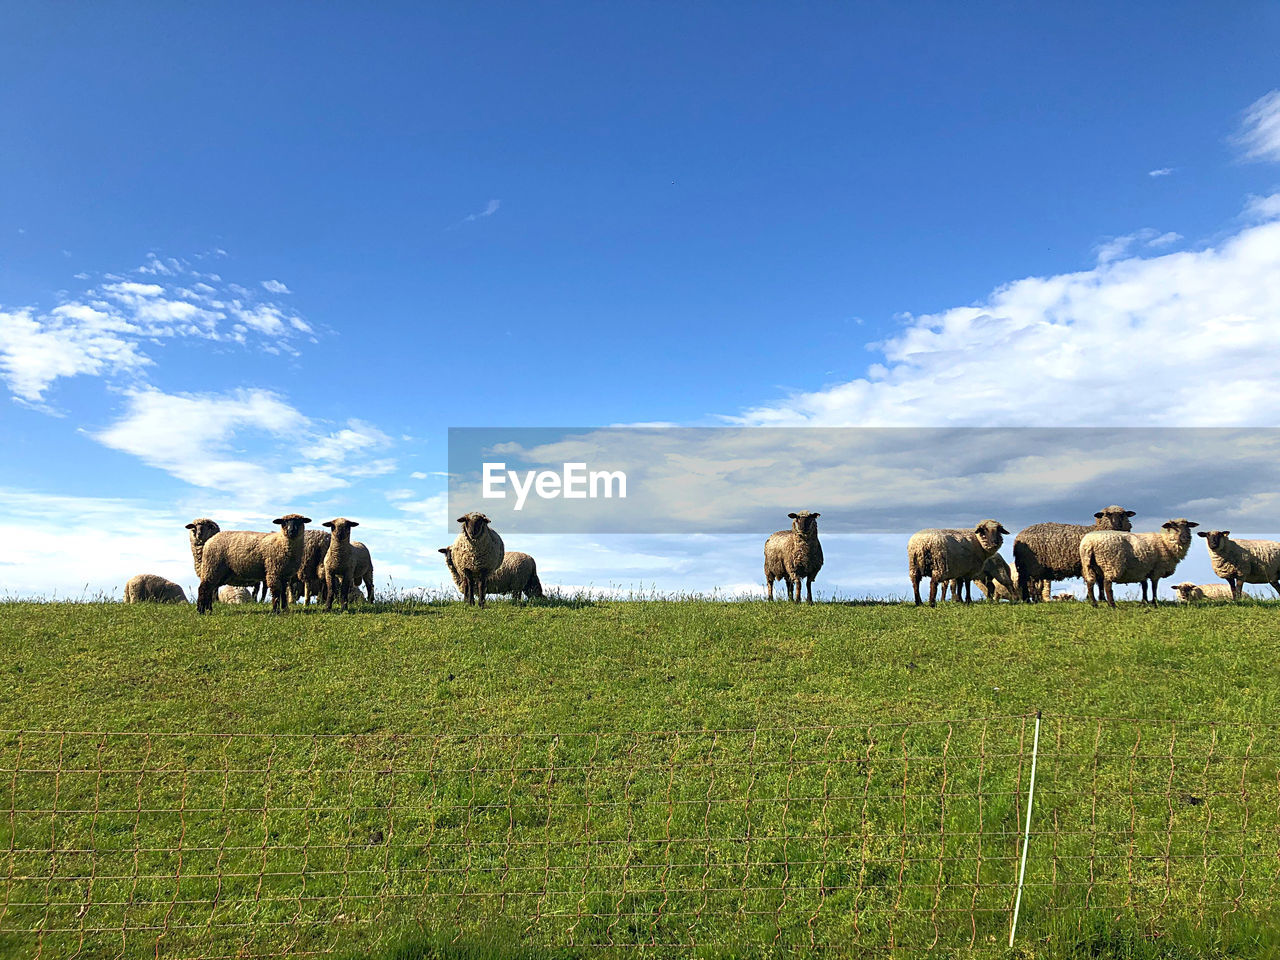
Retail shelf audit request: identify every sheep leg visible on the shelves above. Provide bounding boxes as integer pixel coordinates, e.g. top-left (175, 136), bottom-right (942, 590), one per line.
top-left (1231, 576), bottom-right (1243, 601)
top-left (340, 578), bottom-right (350, 612)
top-left (324, 575), bottom-right (337, 612)
top-left (805, 578), bottom-right (813, 604)
top-left (478, 573), bottom-right (488, 609)
top-left (1268, 578), bottom-right (1280, 599)
top-left (766, 577), bottom-right (774, 601)
top-left (364, 574), bottom-right (375, 603)
top-left (938, 582), bottom-right (948, 602)
top-left (785, 578), bottom-right (794, 602)
top-left (197, 581), bottom-right (214, 614)
top-left (928, 578), bottom-right (938, 608)
top-left (1149, 577), bottom-right (1160, 607)
top-left (911, 574), bottom-right (923, 606)
top-left (1103, 580), bottom-right (1116, 609)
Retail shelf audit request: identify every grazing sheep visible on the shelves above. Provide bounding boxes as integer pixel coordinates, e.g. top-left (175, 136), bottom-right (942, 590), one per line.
top-left (1079, 518), bottom-right (1199, 608)
top-left (908, 520), bottom-right (1009, 607)
top-left (196, 514), bottom-right (312, 614)
top-left (439, 546), bottom-right (543, 602)
top-left (350, 541), bottom-right (375, 602)
top-left (321, 518), bottom-right (361, 611)
top-left (186, 518), bottom-right (267, 601)
top-left (291, 530), bottom-right (332, 605)
top-left (451, 512), bottom-right (505, 608)
top-left (217, 585), bottom-right (255, 604)
top-left (763, 511), bottom-right (824, 604)
top-left (943, 564), bottom-right (1051, 603)
top-left (1196, 530), bottom-right (1280, 600)
top-left (1172, 582), bottom-right (1235, 603)
top-left (124, 574), bottom-right (187, 604)
top-left (1013, 506), bottom-right (1135, 603)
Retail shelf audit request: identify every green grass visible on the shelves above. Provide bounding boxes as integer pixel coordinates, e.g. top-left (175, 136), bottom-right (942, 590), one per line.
top-left (0, 598), bottom-right (1277, 959)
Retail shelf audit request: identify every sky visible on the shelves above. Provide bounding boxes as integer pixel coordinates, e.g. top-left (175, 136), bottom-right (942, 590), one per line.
top-left (3, 3), bottom-right (1280, 599)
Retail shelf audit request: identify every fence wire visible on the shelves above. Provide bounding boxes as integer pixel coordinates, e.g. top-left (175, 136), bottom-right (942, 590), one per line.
top-left (0, 716), bottom-right (1276, 957)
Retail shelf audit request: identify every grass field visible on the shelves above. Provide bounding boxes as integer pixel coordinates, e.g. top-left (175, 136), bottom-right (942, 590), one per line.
top-left (0, 598), bottom-right (1278, 958)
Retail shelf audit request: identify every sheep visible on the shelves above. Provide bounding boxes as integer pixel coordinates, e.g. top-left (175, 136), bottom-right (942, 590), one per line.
top-left (1196, 530), bottom-right (1280, 600)
top-left (908, 520), bottom-right (1009, 607)
top-left (451, 512), bottom-right (505, 608)
top-left (1079, 518), bottom-right (1199, 608)
top-left (196, 514), bottom-right (312, 614)
top-left (439, 546), bottom-right (543, 602)
top-left (350, 541), bottom-right (375, 602)
top-left (186, 518), bottom-right (267, 601)
top-left (763, 511), bottom-right (824, 604)
top-left (1012, 505), bottom-right (1135, 603)
top-left (320, 518), bottom-right (361, 611)
top-left (217, 585), bottom-right (255, 604)
top-left (291, 530), bottom-right (332, 605)
top-left (1172, 582), bottom-right (1235, 603)
top-left (124, 574), bottom-right (187, 604)
top-left (941, 562), bottom-right (1051, 602)
top-left (1051, 592), bottom-right (1077, 602)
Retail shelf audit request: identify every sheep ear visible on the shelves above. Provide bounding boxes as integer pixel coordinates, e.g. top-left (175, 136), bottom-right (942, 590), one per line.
top-left (1125, 510), bottom-right (1136, 517)
top-left (272, 517), bottom-right (285, 526)
top-left (1196, 531), bottom-right (1209, 538)
top-left (437, 548), bottom-right (449, 555)
top-left (1187, 521), bottom-right (1199, 528)
top-left (185, 523), bottom-right (196, 530)
top-left (322, 521), bottom-right (334, 529)
top-left (811, 512), bottom-right (820, 518)
top-left (299, 516), bottom-right (312, 524)
top-left (456, 516), bottom-right (467, 524)
top-left (997, 525), bottom-right (1010, 535)
top-left (1093, 511), bottom-right (1103, 519)
top-left (787, 512), bottom-right (798, 519)
top-left (348, 520), bottom-right (359, 527)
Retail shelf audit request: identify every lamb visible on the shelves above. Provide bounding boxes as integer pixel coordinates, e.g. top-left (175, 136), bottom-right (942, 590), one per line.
top-left (1012, 506), bottom-right (1135, 603)
top-left (196, 514), bottom-right (312, 614)
top-left (763, 511), bottom-right (824, 604)
top-left (217, 585), bottom-right (255, 604)
top-left (186, 518), bottom-right (267, 601)
top-left (908, 520), bottom-right (1009, 607)
top-left (439, 546), bottom-right (543, 602)
top-left (1196, 530), bottom-right (1280, 600)
top-left (450, 512), bottom-right (505, 608)
top-left (321, 518), bottom-right (361, 611)
top-left (124, 574), bottom-right (187, 604)
top-left (1172, 582), bottom-right (1235, 603)
top-left (1079, 518), bottom-right (1199, 608)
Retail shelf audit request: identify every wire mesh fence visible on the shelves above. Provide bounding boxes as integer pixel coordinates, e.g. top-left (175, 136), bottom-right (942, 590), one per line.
top-left (0, 716), bottom-right (1276, 957)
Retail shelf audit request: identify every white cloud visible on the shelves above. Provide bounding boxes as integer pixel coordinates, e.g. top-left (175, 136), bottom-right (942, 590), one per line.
top-left (261, 280), bottom-right (291, 294)
top-left (1148, 168), bottom-right (1174, 177)
top-left (1234, 90), bottom-right (1280, 163)
top-left (731, 199), bottom-right (1280, 429)
top-left (1093, 228), bottom-right (1182, 264)
top-left (464, 199), bottom-right (501, 222)
top-left (1244, 192), bottom-right (1280, 222)
top-left (0, 308), bottom-right (152, 405)
top-left (410, 471), bottom-right (429, 480)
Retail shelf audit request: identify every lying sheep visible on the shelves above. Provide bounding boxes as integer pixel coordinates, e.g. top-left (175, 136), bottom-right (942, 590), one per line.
top-left (124, 574), bottom-right (187, 604)
top-left (217, 585), bottom-right (255, 604)
top-left (186, 518), bottom-right (267, 601)
top-left (1013, 505), bottom-right (1135, 603)
top-left (764, 511), bottom-right (824, 604)
top-left (1079, 518), bottom-right (1199, 608)
top-left (908, 520), bottom-right (1009, 607)
top-left (197, 514), bottom-right (311, 614)
top-left (439, 546), bottom-right (543, 602)
top-left (1172, 582), bottom-right (1235, 603)
top-left (321, 518), bottom-right (360, 611)
top-left (451, 512), bottom-right (505, 608)
top-left (1197, 530), bottom-right (1280, 600)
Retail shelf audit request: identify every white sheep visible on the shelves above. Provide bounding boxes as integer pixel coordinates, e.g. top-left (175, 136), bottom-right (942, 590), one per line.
top-left (217, 585), bottom-right (255, 604)
top-left (186, 518), bottom-right (267, 601)
top-left (763, 511), bottom-right (824, 604)
top-left (1172, 582), bottom-right (1234, 603)
top-left (321, 517), bottom-right (360, 611)
top-left (451, 512), bottom-right (505, 608)
top-left (908, 520), bottom-right (1010, 607)
top-left (1196, 530), bottom-right (1280, 600)
top-left (124, 574), bottom-right (187, 604)
top-left (1079, 518), bottom-right (1199, 608)
top-left (439, 547), bottom-right (543, 602)
top-left (196, 514), bottom-right (312, 614)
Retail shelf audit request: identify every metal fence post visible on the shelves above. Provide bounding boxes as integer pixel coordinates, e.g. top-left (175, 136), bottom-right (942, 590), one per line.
top-left (1009, 710), bottom-right (1042, 947)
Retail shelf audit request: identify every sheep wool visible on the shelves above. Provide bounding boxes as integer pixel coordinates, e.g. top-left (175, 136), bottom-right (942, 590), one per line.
top-left (1012, 505), bottom-right (1135, 602)
top-left (1172, 582), bottom-right (1234, 603)
top-left (908, 520), bottom-right (1009, 607)
top-left (1079, 518), bottom-right (1198, 608)
top-left (124, 574), bottom-right (187, 604)
top-left (763, 511), bottom-right (824, 604)
top-left (450, 513), bottom-right (505, 608)
top-left (439, 547), bottom-right (543, 602)
top-left (1197, 530), bottom-right (1280, 600)
top-left (186, 518), bottom-right (268, 601)
top-left (197, 514), bottom-right (311, 614)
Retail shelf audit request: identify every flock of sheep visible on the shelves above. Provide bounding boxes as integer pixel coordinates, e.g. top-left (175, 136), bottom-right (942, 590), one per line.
top-left (119, 504), bottom-right (1280, 610)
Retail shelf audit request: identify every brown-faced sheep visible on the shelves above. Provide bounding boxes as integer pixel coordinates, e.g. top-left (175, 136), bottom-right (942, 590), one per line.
top-left (124, 574), bottom-right (187, 604)
top-left (1172, 582), bottom-right (1234, 602)
top-left (763, 511), bottom-right (824, 604)
top-left (908, 520), bottom-right (1009, 607)
top-left (186, 518), bottom-right (267, 601)
top-left (451, 512), bottom-right (505, 608)
top-left (1079, 518), bottom-right (1198, 608)
top-left (291, 529), bottom-right (331, 605)
top-left (439, 546), bottom-right (543, 602)
top-left (321, 518), bottom-right (361, 611)
top-left (196, 514), bottom-right (311, 614)
top-left (1196, 530), bottom-right (1280, 600)
top-left (1012, 506), bottom-right (1135, 602)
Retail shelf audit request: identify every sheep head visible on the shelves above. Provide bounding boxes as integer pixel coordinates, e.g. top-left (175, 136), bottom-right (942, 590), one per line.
top-left (1160, 518), bottom-right (1199, 547)
top-left (437, 547), bottom-right (458, 575)
top-left (185, 518), bottom-right (221, 545)
top-left (322, 517), bottom-right (359, 542)
top-left (457, 512), bottom-right (492, 541)
top-left (1093, 505), bottom-right (1136, 531)
top-left (972, 520), bottom-right (1010, 552)
top-left (1197, 529), bottom-right (1231, 550)
top-left (1172, 582), bottom-right (1197, 601)
top-left (787, 510), bottom-right (820, 538)
top-left (273, 514), bottom-right (312, 539)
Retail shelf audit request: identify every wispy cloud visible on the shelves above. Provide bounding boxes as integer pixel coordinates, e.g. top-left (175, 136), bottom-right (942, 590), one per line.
top-left (1148, 167), bottom-right (1174, 177)
top-left (261, 279), bottom-right (291, 294)
top-left (464, 199), bottom-right (501, 222)
top-left (1234, 90), bottom-right (1280, 163)
top-left (1093, 227), bottom-right (1181, 264)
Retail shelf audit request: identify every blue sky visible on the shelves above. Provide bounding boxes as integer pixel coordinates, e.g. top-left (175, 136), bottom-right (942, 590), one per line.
top-left (3, 3), bottom-right (1280, 597)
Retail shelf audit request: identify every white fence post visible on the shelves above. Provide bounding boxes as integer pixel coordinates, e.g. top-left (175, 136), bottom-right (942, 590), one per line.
top-left (1009, 710), bottom-right (1042, 948)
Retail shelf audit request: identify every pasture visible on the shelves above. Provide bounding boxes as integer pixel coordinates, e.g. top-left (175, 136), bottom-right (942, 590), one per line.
top-left (1, 598), bottom-right (1278, 958)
